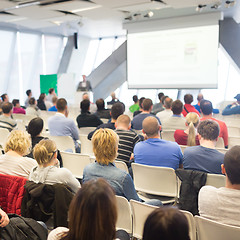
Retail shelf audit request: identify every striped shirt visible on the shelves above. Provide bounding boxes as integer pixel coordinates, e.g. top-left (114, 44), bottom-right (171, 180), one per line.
top-left (115, 129), bottom-right (140, 166)
top-left (0, 154), bottom-right (37, 179)
top-left (0, 115), bottom-right (17, 131)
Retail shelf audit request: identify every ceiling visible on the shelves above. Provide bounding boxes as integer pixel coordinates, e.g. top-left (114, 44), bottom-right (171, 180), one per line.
top-left (0, 0), bottom-right (239, 38)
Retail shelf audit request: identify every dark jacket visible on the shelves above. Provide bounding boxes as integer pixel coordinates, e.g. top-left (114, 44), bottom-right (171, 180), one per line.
top-left (175, 169), bottom-right (207, 215)
top-left (21, 181), bottom-right (74, 228)
top-left (94, 109), bottom-right (111, 119)
top-left (76, 111), bottom-right (103, 128)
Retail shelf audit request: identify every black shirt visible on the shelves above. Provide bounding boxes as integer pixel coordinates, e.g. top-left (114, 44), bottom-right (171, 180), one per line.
top-left (87, 122), bottom-right (115, 140)
top-left (76, 112), bottom-right (103, 128)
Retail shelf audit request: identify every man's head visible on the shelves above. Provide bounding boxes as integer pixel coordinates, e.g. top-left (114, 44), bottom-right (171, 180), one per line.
top-left (142, 117), bottom-right (160, 138)
top-left (2, 102), bottom-right (13, 115)
top-left (164, 97), bottom-right (173, 109)
top-left (161, 96), bottom-right (168, 106)
top-left (115, 114), bottom-right (131, 130)
top-left (26, 89), bottom-right (32, 97)
top-left (111, 102), bottom-right (125, 120)
top-left (111, 92), bottom-right (116, 100)
top-left (171, 100), bottom-right (183, 115)
top-left (1, 94), bottom-right (9, 103)
top-left (133, 95), bottom-right (138, 104)
top-left (29, 97), bottom-right (36, 106)
top-left (200, 100), bottom-right (213, 116)
top-left (56, 98), bottom-right (67, 112)
top-left (96, 98), bottom-right (105, 110)
top-left (223, 145), bottom-right (240, 185)
top-left (158, 92), bottom-right (164, 102)
top-left (142, 98), bottom-right (153, 112)
top-left (52, 96), bottom-right (58, 105)
top-left (139, 97), bottom-right (145, 109)
top-left (12, 99), bottom-right (20, 108)
top-left (197, 93), bottom-right (204, 102)
top-left (184, 94), bottom-right (193, 104)
top-left (197, 120), bottom-right (219, 141)
top-left (82, 93), bottom-right (89, 100)
top-left (48, 88), bottom-right (55, 95)
top-left (80, 99), bottom-right (90, 113)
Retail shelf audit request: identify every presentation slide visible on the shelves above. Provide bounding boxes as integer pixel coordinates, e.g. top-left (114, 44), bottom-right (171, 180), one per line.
top-left (127, 25), bottom-right (219, 89)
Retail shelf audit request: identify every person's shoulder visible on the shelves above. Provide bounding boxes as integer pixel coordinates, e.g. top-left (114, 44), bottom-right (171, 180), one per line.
top-left (184, 145), bottom-right (200, 154)
top-left (199, 185), bottom-right (218, 198)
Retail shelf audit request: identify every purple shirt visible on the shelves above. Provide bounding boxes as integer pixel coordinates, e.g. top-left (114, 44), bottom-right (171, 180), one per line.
top-left (13, 107), bottom-right (26, 115)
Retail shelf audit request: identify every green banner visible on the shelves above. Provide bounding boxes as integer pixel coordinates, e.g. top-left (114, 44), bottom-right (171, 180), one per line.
top-left (40, 74), bottom-right (58, 95)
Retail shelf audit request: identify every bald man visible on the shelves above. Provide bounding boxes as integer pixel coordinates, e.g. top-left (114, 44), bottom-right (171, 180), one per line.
top-left (133, 116), bottom-right (183, 169)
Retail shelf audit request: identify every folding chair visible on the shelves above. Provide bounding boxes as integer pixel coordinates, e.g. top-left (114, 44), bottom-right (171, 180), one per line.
top-left (115, 160), bottom-right (129, 173)
top-left (180, 210), bottom-right (196, 240)
top-left (205, 173), bottom-right (226, 188)
top-left (49, 135), bottom-right (75, 152)
top-left (79, 134), bottom-right (94, 155)
top-left (228, 136), bottom-right (240, 148)
top-left (79, 127), bottom-right (96, 135)
top-left (0, 128), bottom-right (10, 149)
top-left (216, 137), bottom-right (224, 148)
top-left (161, 130), bottom-right (175, 142)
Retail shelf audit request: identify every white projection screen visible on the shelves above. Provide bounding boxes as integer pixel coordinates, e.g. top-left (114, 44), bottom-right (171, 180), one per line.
top-left (127, 24), bottom-right (219, 89)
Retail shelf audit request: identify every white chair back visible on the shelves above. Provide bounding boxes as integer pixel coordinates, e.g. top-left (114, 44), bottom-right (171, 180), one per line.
top-left (79, 134), bottom-right (94, 155)
top-left (228, 136), bottom-right (240, 148)
top-left (195, 216), bottom-right (240, 240)
top-left (131, 163), bottom-right (178, 204)
top-left (100, 118), bottom-right (109, 124)
top-left (205, 173), bottom-right (226, 188)
top-left (115, 160), bottom-right (129, 173)
top-left (60, 151), bottom-right (91, 179)
top-left (216, 137), bottom-right (224, 148)
top-left (215, 147), bottom-right (228, 154)
top-left (49, 135), bottom-right (75, 152)
top-left (0, 128), bottom-right (10, 148)
top-left (180, 145), bottom-right (188, 153)
top-left (180, 210), bottom-right (196, 240)
top-left (227, 126), bottom-right (240, 137)
top-left (116, 196), bottom-right (132, 234)
top-left (79, 127), bottom-right (96, 135)
top-left (161, 130), bottom-right (175, 142)
top-left (130, 199), bottom-right (158, 239)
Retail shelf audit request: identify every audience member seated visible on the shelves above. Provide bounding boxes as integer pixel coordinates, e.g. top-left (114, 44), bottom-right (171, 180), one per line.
top-left (82, 92), bottom-right (97, 113)
top-left (129, 95), bottom-right (140, 113)
top-left (26, 97), bottom-right (40, 116)
top-left (115, 115), bottom-right (140, 167)
top-left (29, 139), bottom-right (80, 194)
top-left (0, 130), bottom-right (37, 178)
top-left (48, 96), bottom-right (58, 112)
top-left (200, 100), bottom-right (228, 148)
top-left (182, 94), bottom-right (200, 117)
top-left (156, 97), bottom-right (173, 122)
top-left (76, 99), bottom-right (103, 128)
top-left (199, 145), bottom-right (240, 227)
top-left (94, 98), bottom-right (111, 119)
top-left (161, 100), bottom-right (186, 131)
top-left (134, 117), bottom-right (183, 169)
top-left (183, 120), bottom-right (224, 174)
top-left (12, 99), bottom-right (26, 114)
top-left (47, 178), bottom-right (130, 240)
top-left (0, 102), bottom-right (17, 131)
top-left (174, 112), bottom-right (200, 146)
top-left (152, 92), bottom-right (164, 115)
top-left (0, 208), bottom-right (9, 227)
top-left (48, 98), bottom-right (80, 153)
top-left (37, 93), bottom-right (47, 111)
top-left (133, 97), bottom-right (145, 117)
top-left (83, 129), bottom-right (161, 206)
top-left (25, 89), bottom-right (32, 108)
top-left (222, 93), bottom-right (240, 115)
top-left (131, 98), bottom-right (161, 130)
top-left (1, 93), bottom-right (9, 103)
top-left (46, 88), bottom-right (56, 103)
top-left (88, 102), bottom-right (125, 140)
top-left (143, 207), bottom-right (190, 240)
top-left (193, 93), bottom-right (204, 113)
top-left (107, 92), bottom-right (119, 105)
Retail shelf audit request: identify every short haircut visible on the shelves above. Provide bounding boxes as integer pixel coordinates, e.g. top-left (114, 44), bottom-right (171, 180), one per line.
top-left (164, 97), bottom-right (173, 109)
top-left (2, 102), bottom-right (13, 114)
top-left (116, 114), bottom-right (131, 127)
top-left (133, 95), bottom-right (138, 103)
top-left (158, 92), bottom-right (164, 101)
top-left (96, 98), bottom-right (105, 110)
top-left (27, 117), bottom-right (44, 138)
top-left (52, 96), bottom-right (58, 104)
top-left (139, 97), bottom-right (145, 108)
top-left (82, 93), bottom-right (89, 100)
top-left (171, 100), bottom-right (183, 115)
top-left (143, 117), bottom-right (160, 137)
top-left (197, 120), bottom-right (219, 141)
top-left (1, 94), bottom-right (7, 102)
top-left (224, 145), bottom-right (240, 185)
top-left (143, 207), bottom-right (190, 240)
top-left (48, 88), bottom-right (54, 94)
top-left (26, 89), bottom-right (31, 96)
top-left (80, 99), bottom-right (90, 112)
top-left (39, 93), bottom-right (46, 101)
top-left (184, 94), bottom-right (193, 104)
top-left (197, 93), bottom-right (204, 102)
top-left (4, 130), bottom-right (31, 156)
top-left (12, 99), bottom-right (19, 107)
top-left (33, 139), bottom-right (57, 165)
top-left (200, 100), bottom-right (213, 115)
top-left (56, 98), bottom-right (67, 111)
top-left (28, 97), bottom-right (36, 106)
top-left (92, 128), bottom-right (119, 165)
top-left (111, 102), bottom-right (125, 120)
top-left (142, 98), bottom-right (153, 111)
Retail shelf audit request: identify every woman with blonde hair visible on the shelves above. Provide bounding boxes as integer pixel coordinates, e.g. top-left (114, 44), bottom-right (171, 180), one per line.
top-left (29, 139), bottom-right (80, 193)
top-left (174, 112), bottom-right (200, 146)
top-left (0, 130), bottom-right (37, 178)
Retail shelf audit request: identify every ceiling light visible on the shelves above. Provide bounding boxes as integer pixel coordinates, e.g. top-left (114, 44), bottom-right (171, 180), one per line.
top-left (225, 0), bottom-right (236, 8)
top-left (71, 5), bottom-right (101, 14)
top-left (211, 4), bottom-right (221, 9)
top-left (144, 11), bottom-right (154, 18)
top-left (196, 4), bottom-right (207, 12)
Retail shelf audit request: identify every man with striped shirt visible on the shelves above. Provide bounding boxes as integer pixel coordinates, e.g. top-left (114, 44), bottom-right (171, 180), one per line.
top-left (115, 115), bottom-right (140, 167)
top-left (0, 102), bottom-right (17, 131)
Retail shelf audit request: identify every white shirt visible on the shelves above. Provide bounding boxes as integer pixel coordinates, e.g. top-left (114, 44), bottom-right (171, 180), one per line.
top-left (156, 109), bottom-right (172, 122)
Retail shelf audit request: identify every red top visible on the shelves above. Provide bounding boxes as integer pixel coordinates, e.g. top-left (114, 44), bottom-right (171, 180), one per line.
top-left (174, 129), bottom-right (200, 146)
top-left (201, 117), bottom-right (228, 147)
top-left (182, 104), bottom-right (201, 117)
top-left (13, 107), bottom-right (26, 115)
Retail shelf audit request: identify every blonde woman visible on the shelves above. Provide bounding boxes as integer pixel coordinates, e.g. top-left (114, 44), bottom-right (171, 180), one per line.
top-left (0, 130), bottom-right (37, 178)
top-left (174, 112), bottom-right (200, 146)
top-left (29, 139), bottom-right (80, 193)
